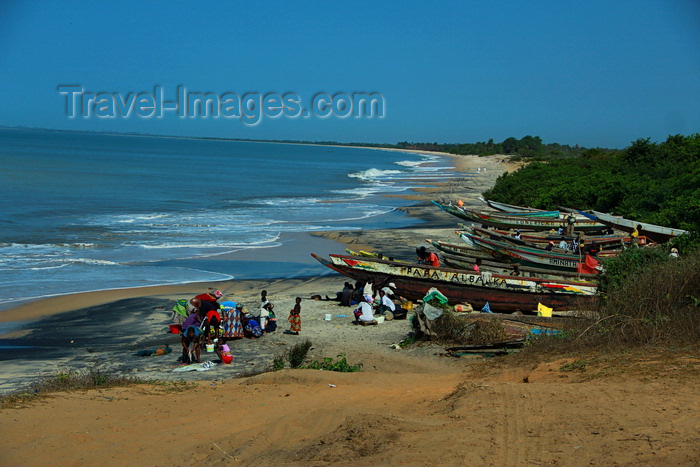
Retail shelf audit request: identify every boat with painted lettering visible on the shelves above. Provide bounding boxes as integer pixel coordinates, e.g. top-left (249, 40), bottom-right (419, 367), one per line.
top-left (311, 253), bottom-right (597, 312)
top-left (459, 233), bottom-right (601, 274)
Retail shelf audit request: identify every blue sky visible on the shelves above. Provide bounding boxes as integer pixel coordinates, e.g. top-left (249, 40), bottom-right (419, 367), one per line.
top-left (0, 1), bottom-right (698, 148)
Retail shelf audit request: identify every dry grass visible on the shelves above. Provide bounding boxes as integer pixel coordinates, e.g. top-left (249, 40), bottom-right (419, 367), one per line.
top-left (430, 311), bottom-right (508, 345)
top-left (516, 249), bottom-right (700, 363)
top-left (0, 369), bottom-right (199, 409)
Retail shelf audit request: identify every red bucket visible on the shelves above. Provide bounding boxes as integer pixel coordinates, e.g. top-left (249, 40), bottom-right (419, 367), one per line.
top-left (169, 324), bottom-right (181, 334)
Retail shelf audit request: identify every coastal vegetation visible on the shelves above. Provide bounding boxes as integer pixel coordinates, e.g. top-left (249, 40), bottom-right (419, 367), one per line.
top-left (522, 248), bottom-right (700, 357)
top-left (274, 340), bottom-right (363, 372)
top-left (483, 133), bottom-right (700, 233)
top-left (0, 369), bottom-right (196, 409)
top-left (478, 134), bottom-right (700, 356)
top-left (395, 135), bottom-right (597, 159)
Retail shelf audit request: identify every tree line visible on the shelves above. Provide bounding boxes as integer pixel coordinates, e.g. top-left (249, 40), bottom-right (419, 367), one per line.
top-left (395, 135), bottom-right (604, 159)
top-left (482, 134), bottom-right (700, 233)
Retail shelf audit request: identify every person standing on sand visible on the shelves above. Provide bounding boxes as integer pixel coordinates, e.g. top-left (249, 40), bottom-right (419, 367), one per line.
top-left (287, 297), bottom-right (301, 335)
top-left (259, 290), bottom-right (271, 330)
top-left (202, 309), bottom-right (221, 343)
top-left (195, 289), bottom-right (223, 316)
top-left (220, 301), bottom-right (244, 339)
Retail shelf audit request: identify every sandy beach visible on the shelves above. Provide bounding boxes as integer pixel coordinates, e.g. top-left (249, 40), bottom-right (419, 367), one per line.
top-left (1, 152), bottom-right (698, 465)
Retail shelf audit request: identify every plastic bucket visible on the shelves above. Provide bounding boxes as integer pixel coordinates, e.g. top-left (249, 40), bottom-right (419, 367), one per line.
top-left (205, 343), bottom-right (214, 353)
top-left (324, 313), bottom-right (331, 321)
top-left (169, 324), bottom-right (181, 334)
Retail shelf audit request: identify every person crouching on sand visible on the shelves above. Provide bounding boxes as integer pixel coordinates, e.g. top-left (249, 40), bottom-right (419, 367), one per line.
top-left (214, 338), bottom-right (233, 364)
top-left (353, 296), bottom-right (377, 326)
top-left (181, 325), bottom-right (202, 364)
top-left (242, 314), bottom-right (263, 338)
top-left (286, 297), bottom-right (301, 335)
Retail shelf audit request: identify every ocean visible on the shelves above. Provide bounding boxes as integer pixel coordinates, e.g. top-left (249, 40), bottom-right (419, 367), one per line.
top-left (0, 128), bottom-right (466, 311)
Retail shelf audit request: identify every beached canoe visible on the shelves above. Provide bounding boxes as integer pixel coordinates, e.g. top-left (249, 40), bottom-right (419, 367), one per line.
top-left (460, 233), bottom-right (601, 274)
top-left (479, 197), bottom-right (547, 213)
top-left (432, 201), bottom-right (607, 233)
top-left (440, 252), bottom-right (599, 280)
top-left (427, 239), bottom-right (506, 262)
top-left (578, 211), bottom-right (689, 243)
top-left (428, 240), bottom-right (595, 278)
top-left (311, 253), bottom-right (597, 312)
top-left (468, 226), bottom-right (620, 257)
top-left (456, 224), bottom-right (652, 249)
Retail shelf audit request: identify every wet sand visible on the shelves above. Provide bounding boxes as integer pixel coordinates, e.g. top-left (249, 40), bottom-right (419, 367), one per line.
top-left (0, 152), bottom-right (516, 393)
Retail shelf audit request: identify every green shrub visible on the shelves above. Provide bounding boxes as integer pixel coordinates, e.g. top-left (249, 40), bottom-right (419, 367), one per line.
top-left (304, 354), bottom-right (363, 372)
top-left (272, 355), bottom-right (285, 371)
top-left (287, 340), bottom-right (312, 368)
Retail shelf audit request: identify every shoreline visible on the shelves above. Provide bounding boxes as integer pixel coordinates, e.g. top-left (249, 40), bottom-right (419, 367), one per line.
top-left (0, 150), bottom-right (513, 326)
top-left (0, 151), bottom-right (517, 394)
top-left (3, 148), bottom-right (696, 466)
top-left (0, 152), bottom-right (519, 325)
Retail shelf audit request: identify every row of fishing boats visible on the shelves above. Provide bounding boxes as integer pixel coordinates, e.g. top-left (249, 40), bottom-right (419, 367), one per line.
top-left (312, 199), bottom-right (688, 314)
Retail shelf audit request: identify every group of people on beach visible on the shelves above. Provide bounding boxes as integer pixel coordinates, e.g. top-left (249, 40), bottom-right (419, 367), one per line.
top-left (173, 288), bottom-right (302, 365)
top-left (339, 280), bottom-right (409, 326)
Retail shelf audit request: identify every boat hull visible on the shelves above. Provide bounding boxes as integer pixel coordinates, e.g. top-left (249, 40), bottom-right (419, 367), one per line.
top-left (432, 201), bottom-right (607, 233)
top-left (461, 233), bottom-right (600, 274)
top-left (312, 253), bottom-right (597, 312)
top-left (587, 210), bottom-right (689, 243)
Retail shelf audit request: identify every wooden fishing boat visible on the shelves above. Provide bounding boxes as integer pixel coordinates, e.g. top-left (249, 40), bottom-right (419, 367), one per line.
top-left (469, 226), bottom-right (619, 257)
top-left (427, 239), bottom-right (507, 262)
top-left (479, 197), bottom-right (547, 213)
top-left (441, 253), bottom-right (598, 280)
top-left (497, 210), bottom-right (561, 218)
top-left (429, 240), bottom-right (589, 278)
top-left (345, 249), bottom-right (407, 262)
top-left (460, 233), bottom-right (601, 274)
top-left (311, 253), bottom-right (597, 312)
top-left (432, 201), bottom-right (607, 233)
top-left (578, 211), bottom-right (689, 243)
top-left (456, 224), bottom-right (652, 249)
